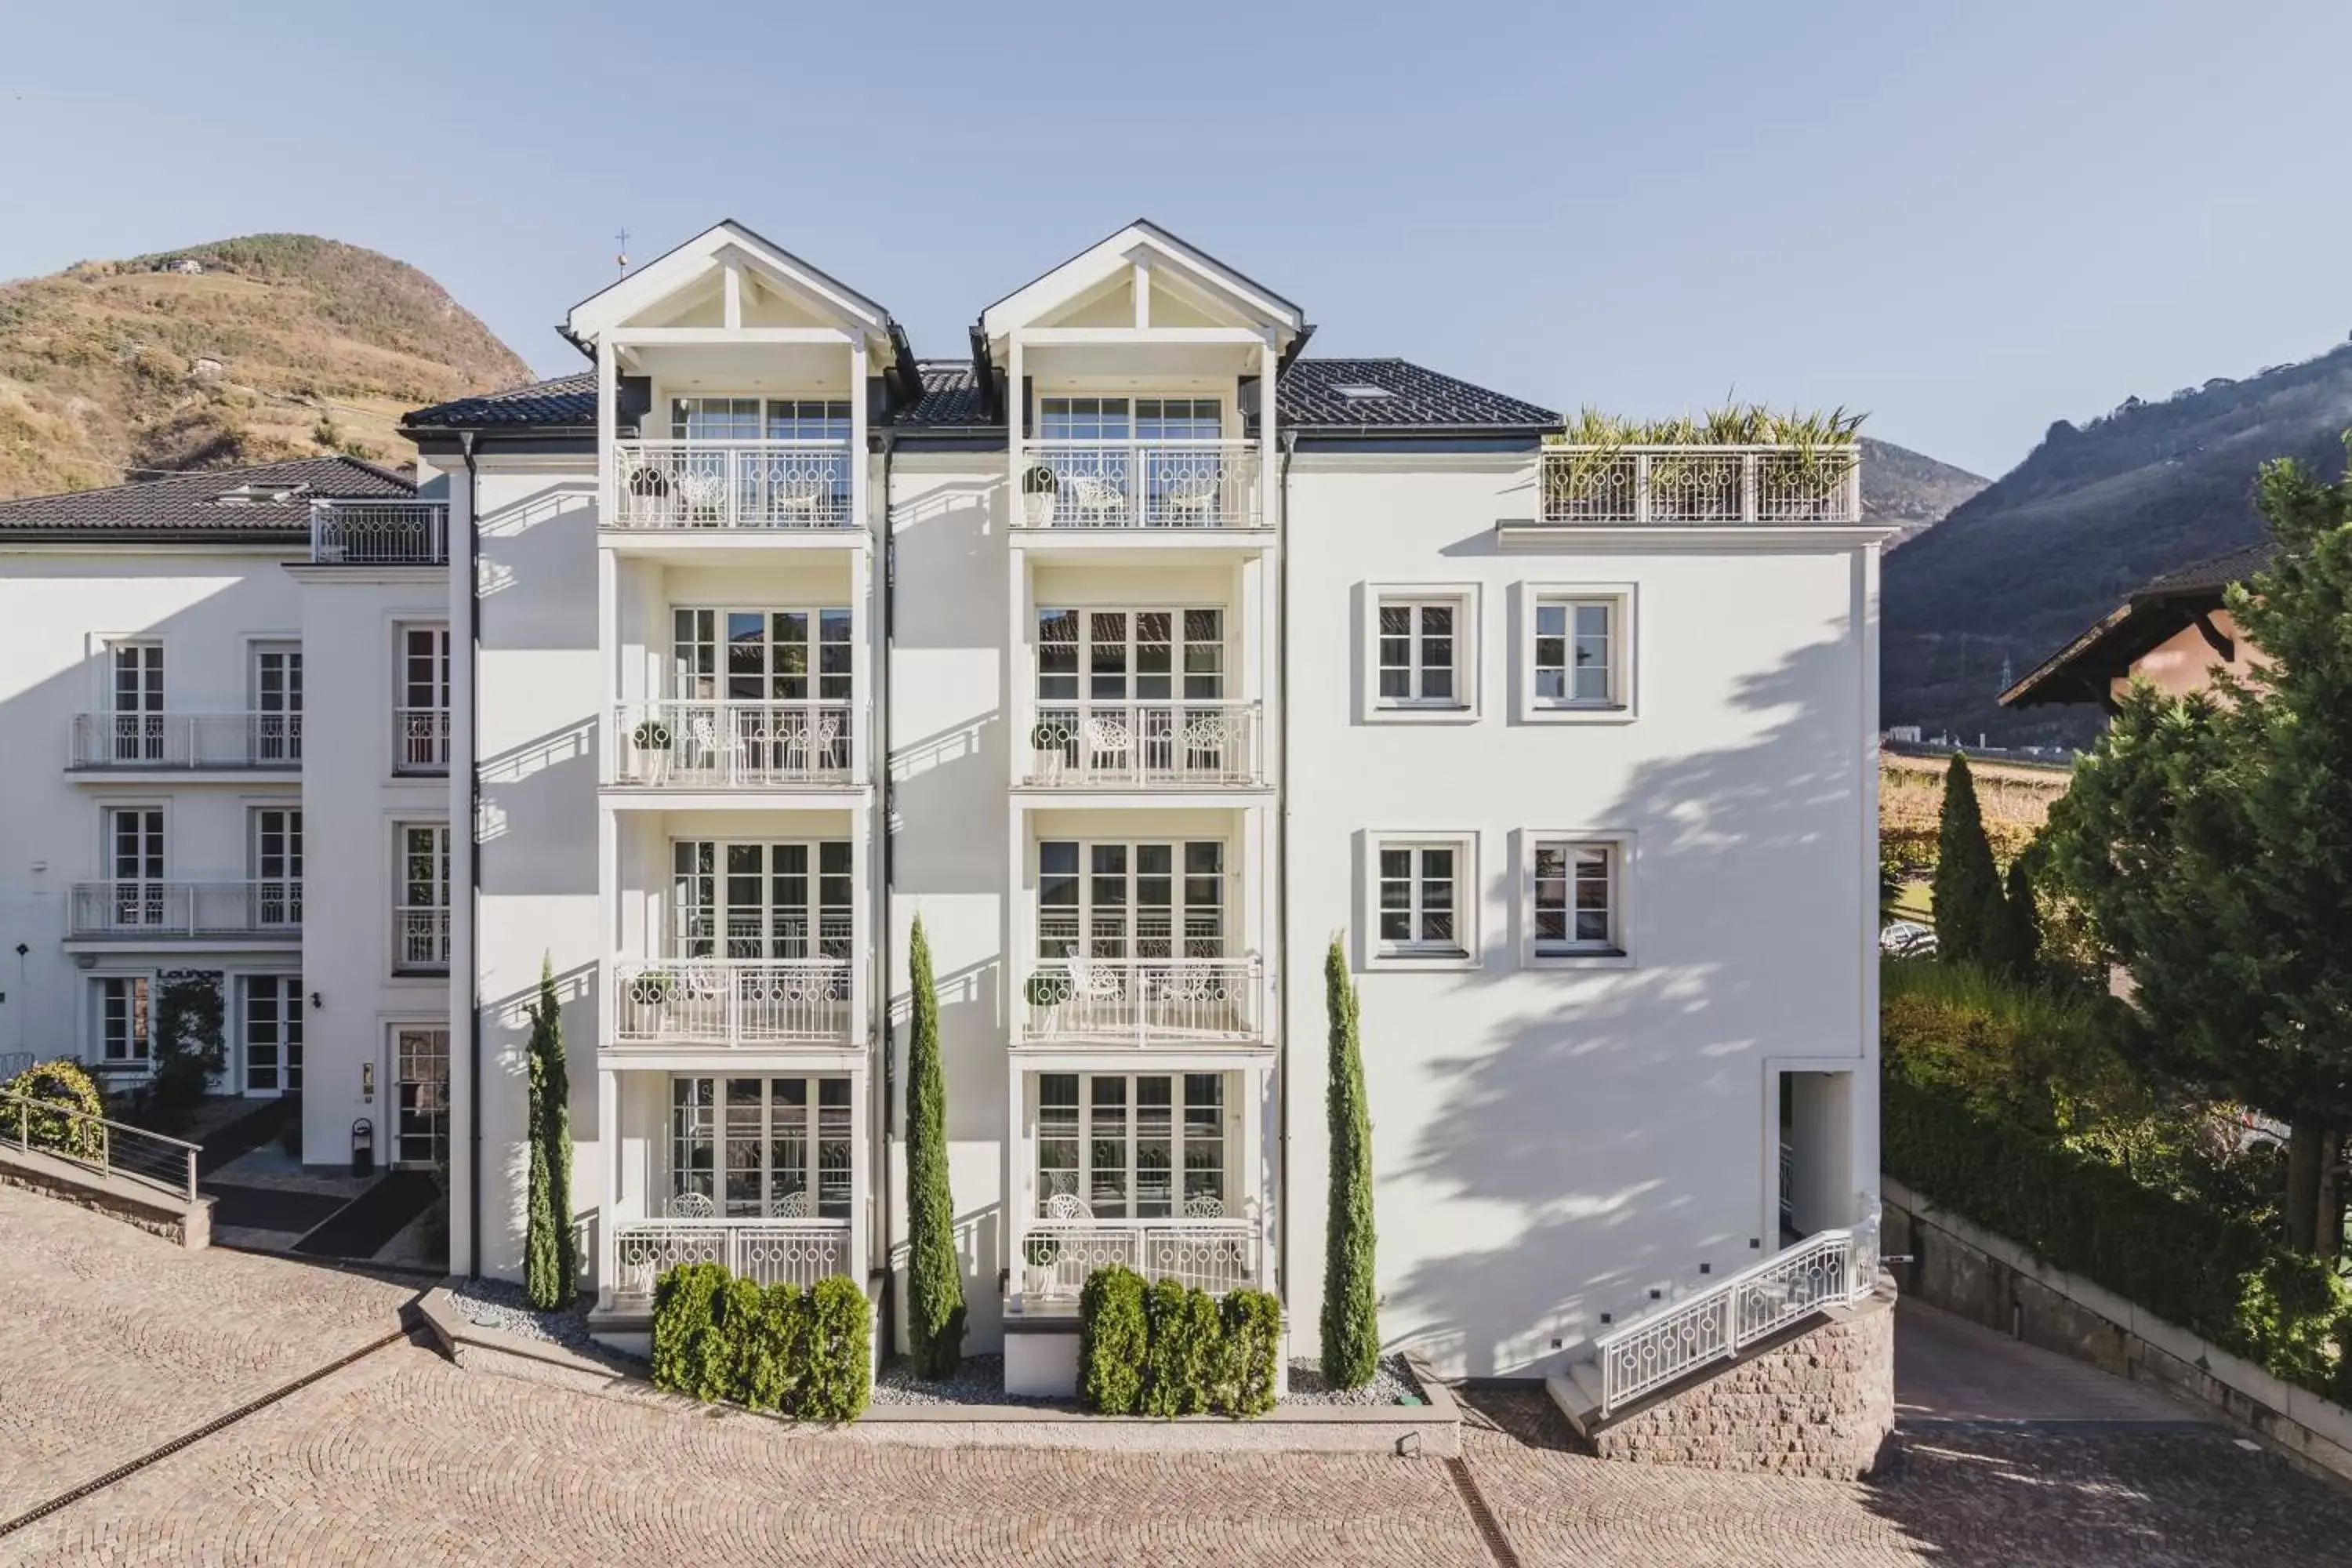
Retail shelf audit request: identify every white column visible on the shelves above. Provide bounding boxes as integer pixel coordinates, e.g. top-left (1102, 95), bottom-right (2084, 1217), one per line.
top-left (849, 544), bottom-right (872, 789)
top-left (1005, 1065), bottom-right (1027, 1313)
top-left (446, 454), bottom-right (479, 1276)
top-left (596, 336), bottom-right (616, 523)
top-left (850, 804), bottom-right (872, 1059)
top-left (1243, 1062), bottom-right (1269, 1290)
top-left (1258, 332), bottom-right (1279, 530)
top-left (848, 335), bottom-right (869, 539)
top-left (597, 1065), bottom-right (620, 1308)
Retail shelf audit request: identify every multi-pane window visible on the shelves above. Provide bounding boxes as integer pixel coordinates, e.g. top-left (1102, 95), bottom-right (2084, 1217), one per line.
top-left (1035, 1071), bottom-right (1228, 1218)
top-left (670, 397), bottom-right (850, 442)
top-left (250, 642), bottom-right (302, 763)
top-left (1534, 599), bottom-right (1616, 707)
top-left (1038, 840), bottom-right (1225, 961)
top-left (98, 976), bottom-right (151, 1062)
top-left (1376, 600), bottom-right (1459, 705)
top-left (1534, 840), bottom-right (1621, 956)
top-left (397, 625), bottom-right (451, 773)
top-left (106, 807), bottom-right (165, 928)
top-left (1377, 843), bottom-right (1463, 954)
top-left (670, 1075), bottom-right (851, 1219)
top-left (1038, 397), bottom-right (1221, 442)
top-left (242, 975), bottom-right (303, 1093)
top-left (671, 608), bottom-right (852, 702)
top-left (395, 823), bottom-right (451, 973)
top-left (250, 808), bottom-right (302, 928)
top-left (671, 839), bottom-right (852, 960)
top-left (110, 641), bottom-right (165, 761)
top-left (1035, 608), bottom-right (1223, 704)
top-left (394, 1026), bottom-right (450, 1166)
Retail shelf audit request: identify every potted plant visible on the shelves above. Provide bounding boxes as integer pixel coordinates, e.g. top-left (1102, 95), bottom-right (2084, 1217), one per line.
top-left (1019, 463), bottom-right (1059, 527)
top-left (1022, 1232), bottom-right (1064, 1298)
top-left (628, 968), bottom-right (676, 1031)
top-left (1024, 970), bottom-right (1071, 1011)
top-left (631, 717), bottom-right (673, 783)
top-left (1028, 717), bottom-right (1070, 782)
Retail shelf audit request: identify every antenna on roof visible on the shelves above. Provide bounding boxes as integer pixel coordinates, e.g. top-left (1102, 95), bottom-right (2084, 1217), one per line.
top-left (614, 227), bottom-right (630, 276)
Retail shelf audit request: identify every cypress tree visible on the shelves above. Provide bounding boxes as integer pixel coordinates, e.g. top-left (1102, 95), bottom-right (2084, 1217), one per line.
top-left (1931, 752), bottom-right (2003, 968)
top-left (1998, 858), bottom-right (2041, 982)
top-left (523, 956), bottom-right (572, 1308)
top-left (904, 916), bottom-right (965, 1376)
top-left (1321, 938), bottom-right (1378, 1388)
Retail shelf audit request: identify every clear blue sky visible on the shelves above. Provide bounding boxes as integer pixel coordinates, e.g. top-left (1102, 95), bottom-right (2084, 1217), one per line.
top-left (4, 0), bottom-right (2347, 478)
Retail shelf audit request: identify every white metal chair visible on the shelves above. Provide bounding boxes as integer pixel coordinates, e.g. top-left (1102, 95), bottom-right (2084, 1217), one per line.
top-left (786, 710), bottom-right (845, 778)
top-left (1044, 1190), bottom-right (1094, 1222)
top-left (1066, 472), bottom-right (1127, 526)
top-left (669, 1190), bottom-right (715, 1219)
top-left (1080, 713), bottom-right (1133, 782)
top-left (768, 1188), bottom-right (812, 1220)
top-left (1156, 472), bottom-right (1222, 527)
top-left (1181, 1192), bottom-right (1226, 1219)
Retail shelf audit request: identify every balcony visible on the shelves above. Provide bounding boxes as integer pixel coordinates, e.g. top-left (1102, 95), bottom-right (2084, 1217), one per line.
top-left (1018, 956), bottom-right (1264, 1048)
top-left (395, 707), bottom-right (451, 775)
top-left (609, 699), bottom-right (857, 789)
top-left (1017, 1218), bottom-right (1262, 1305)
top-left (310, 500), bottom-right (449, 564)
top-left (395, 907), bottom-right (451, 974)
top-left (1015, 441), bottom-right (1260, 530)
top-left (609, 441), bottom-right (855, 532)
top-left (611, 957), bottom-right (853, 1050)
top-left (1022, 700), bottom-right (1263, 789)
top-left (611, 1218), bottom-right (851, 1308)
top-left (69, 713), bottom-right (300, 772)
top-left (68, 880), bottom-right (301, 941)
top-left (1535, 445), bottom-right (1862, 526)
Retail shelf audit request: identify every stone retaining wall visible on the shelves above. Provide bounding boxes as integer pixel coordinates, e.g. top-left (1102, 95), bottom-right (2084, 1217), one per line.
top-left (1588, 1290), bottom-right (1896, 1479)
top-left (0, 1146), bottom-right (210, 1247)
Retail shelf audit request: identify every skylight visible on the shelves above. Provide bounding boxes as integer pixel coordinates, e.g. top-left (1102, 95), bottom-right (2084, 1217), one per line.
top-left (1332, 384), bottom-right (1392, 400)
top-left (210, 482), bottom-right (310, 506)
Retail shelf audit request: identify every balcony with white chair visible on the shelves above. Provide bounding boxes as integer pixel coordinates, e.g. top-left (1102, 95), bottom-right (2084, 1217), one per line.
top-left (1016, 956), bottom-right (1265, 1049)
top-left (607, 699), bottom-right (858, 793)
top-left (608, 441), bottom-right (856, 533)
top-left (1019, 700), bottom-right (1264, 790)
top-left (608, 955), bottom-right (854, 1054)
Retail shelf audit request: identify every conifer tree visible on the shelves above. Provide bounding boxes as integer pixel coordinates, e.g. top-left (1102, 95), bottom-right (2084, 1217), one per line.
top-left (1320, 938), bottom-right (1378, 1388)
top-left (905, 917), bottom-right (965, 1375)
top-left (524, 956), bottom-right (574, 1308)
top-left (1932, 752), bottom-right (2005, 968)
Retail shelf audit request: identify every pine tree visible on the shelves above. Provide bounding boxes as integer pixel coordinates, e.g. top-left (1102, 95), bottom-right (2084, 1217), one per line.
top-left (1931, 752), bottom-right (2005, 968)
top-left (523, 957), bottom-right (572, 1308)
top-left (2000, 858), bottom-right (2041, 982)
top-left (1321, 938), bottom-right (1378, 1388)
top-left (904, 916), bottom-right (964, 1376)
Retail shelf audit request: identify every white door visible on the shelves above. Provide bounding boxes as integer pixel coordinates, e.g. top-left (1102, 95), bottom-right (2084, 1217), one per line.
top-left (392, 1025), bottom-right (450, 1167)
top-left (241, 975), bottom-right (303, 1097)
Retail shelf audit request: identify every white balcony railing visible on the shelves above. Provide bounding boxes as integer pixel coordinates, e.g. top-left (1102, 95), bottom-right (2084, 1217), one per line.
top-left (1537, 445), bottom-right (1863, 526)
top-left (68, 880), bottom-right (302, 939)
top-left (611, 1218), bottom-right (851, 1306)
top-left (610, 441), bottom-right (856, 531)
top-left (1018, 1219), bottom-right (1261, 1304)
top-left (610, 699), bottom-right (857, 788)
top-left (69, 713), bottom-right (301, 771)
top-left (1022, 700), bottom-right (1262, 788)
top-left (612, 957), bottom-right (852, 1049)
top-left (1592, 1225), bottom-right (1877, 1417)
top-left (310, 500), bottom-right (449, 564)
top-left (1016, 441), bottom-right (1261, 529)
top-left (1019, 957), bottom-right (1262, 1047)
top-left (395, 907), bottom-right (451, 972)
top-left (395, 707), bottom-right (451, 775)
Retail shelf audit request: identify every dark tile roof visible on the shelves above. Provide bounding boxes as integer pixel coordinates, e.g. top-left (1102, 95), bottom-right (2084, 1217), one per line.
top-left (902, 361), bottom-right (989, 426)
top-left (405, 372), bottom-right (597, 430)
top-left (2002, 538), bottom-right (2272, 709)
top-left (0, 456), bottom-right (414, 542)
top-left (2141, 540), bottom-right (2273, 598)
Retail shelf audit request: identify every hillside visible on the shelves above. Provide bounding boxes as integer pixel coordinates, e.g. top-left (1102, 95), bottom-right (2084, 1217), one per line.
top-left (0, 234), bottom-right (531, 499)
top-left (1882, 342), bottom-right (2352, 748)
top-left (1861, 437), bottom-right (1988, 547)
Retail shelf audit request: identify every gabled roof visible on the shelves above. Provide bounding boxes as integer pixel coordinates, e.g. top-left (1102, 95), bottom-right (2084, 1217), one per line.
top-left (565, 219), bottom-right (894, 346)
top-left (2001, 539), bottom-right (2273, 709)
top-left (978, 219), bottom-right (1305, 343)
top-left (0, 456), bottom-right (414, 543)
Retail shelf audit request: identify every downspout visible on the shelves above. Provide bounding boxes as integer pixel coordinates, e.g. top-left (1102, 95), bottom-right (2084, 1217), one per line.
top-left (1275, 425), bottom-right (1296, 1308)
top-left (461, 429), bottom-right (483, 1279)
top-left (877, 428), bottom-right (898, 1356)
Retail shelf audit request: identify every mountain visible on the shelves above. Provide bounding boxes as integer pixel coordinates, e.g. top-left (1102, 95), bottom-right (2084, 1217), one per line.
top-left (1861, 437), bottom-right (1988, 548)
top-left (1882, 342), bottom-right (2352, 749)
top-left (0, 234), bottom-right (531, 499)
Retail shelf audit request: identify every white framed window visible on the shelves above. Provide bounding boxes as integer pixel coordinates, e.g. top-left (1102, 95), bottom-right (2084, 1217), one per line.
top-left (249, 807), bottom-right (303, 930)
top-left (396, 623), bottom-right (451, 775)
top-left (670, 839), bottom-right (852, 960)
top-left (1036, 839), bottom-right (1228, 961)
top-left (103, 806), bottom-right (166, 929)
top-left (671, 607), bottom-right (853, 703)
top-left (1034, 1070), bottom-right (1231, 1219)
top-left (107, 639), bottom-right (165, 763)
top-left (1035, 607), bottom-right (1225, 704)
top-left (1517, 583), bottom-right (1635, 722)
top-left (1522, 831), bottom-right (1634, 967)
top-left (669, 397), bottom-right (850, 442)
top-left (96, 975), bottom-right (153, 1063)
top-left (249, 641), bottom-right (303, 763)
top-left (1361, 833), bottom-right (1479, 968)
top-left (670, 1074), bottom-right (851, 1219)
top-left (394, 822), bottom-right (451, 975)
top-left (1361, 584), bottom-right (1479, 721)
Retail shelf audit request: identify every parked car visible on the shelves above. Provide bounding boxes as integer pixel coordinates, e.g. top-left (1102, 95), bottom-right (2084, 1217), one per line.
top-left (1879, 920), bottom-right (1936, 958)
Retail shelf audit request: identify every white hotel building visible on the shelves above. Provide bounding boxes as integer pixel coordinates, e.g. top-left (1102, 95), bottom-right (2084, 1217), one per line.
top-left (0, 220), bottom-right (1886, 1389)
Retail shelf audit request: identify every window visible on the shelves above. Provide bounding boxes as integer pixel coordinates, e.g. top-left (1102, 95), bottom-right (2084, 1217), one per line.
top-left (249, 808), bottom-right (302, 929)
top-left (97, 976), bottom-right (151, 1062)
top-left (670, 1075), bottom-right (851, 1219)
top-left (1363, 586), bottom-right (1479, 720)
top-left (394, 823), bottom-right (451, 974)
top-left (109, 641), bottom-right (164, 762)
top-left (397, 624), bottom-right (451, 773)
top-left (670, 839), bottom-right (852, 960)
top-left (1523, 833), bottom-right (1634, 967)
top-left (1331, 383), bottom-right (1393, 401)
top-left (105, 807), bottom-right (165, 928)
top-left (1038, 397), bottom-right (1222, 442)
top-left (1519, 584), bottom-right (1635, 721)
top-left (1035, 1071), bottom-right (1229, 1218)
top-left (671, 608), bottom-right (852, 702)
top-left (242, 975), bottom-right (302, 1094)
top-left (1363, 833), bottom-right (1479, 968)
top-left (393, 1025), bottom-right (450, 1166)
top-left (669, 397), bottom-right (850, 442)
top-left (1036, 608), bottom-right (1223, 706)
top-left (250, 642), bottom-right (302, 764)
top-left (1037, 840), bottom-right (1225, 961)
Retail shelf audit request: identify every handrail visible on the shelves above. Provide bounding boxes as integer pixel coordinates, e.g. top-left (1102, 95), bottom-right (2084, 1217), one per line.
top-left (1536, 445), bottom-right (1863, 525)
top-left (2, 1086), bottom-right (201, 1207)
top-left (1589, 1225), bottom-right (1875, 1416)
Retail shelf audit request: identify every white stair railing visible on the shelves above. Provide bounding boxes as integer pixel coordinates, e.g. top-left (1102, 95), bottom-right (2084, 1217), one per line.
top-left (1591, 1226), bottom-right (1876, 1417)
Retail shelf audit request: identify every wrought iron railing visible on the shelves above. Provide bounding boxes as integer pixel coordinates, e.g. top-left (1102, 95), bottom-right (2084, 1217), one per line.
top-left (68, 880), bottom-right (302, 939)
top-left (1591, 1226), bottom-right (1876, 1416)
top-left (69, 713), bottom-right (301, 770)
top-left (609, 441), bottom-right (856, 530)
top-left (612, 957), bottom-right (853, 1048)
top-left (2, 1087), bottom-right (201, 1207)
top-left (310, 500), bottom-right (449, 564)
top-left (1018, 1219), bottom-right (1261, 1303)
top-left (1537, 445), bottom-right (1863, 525)
top-left (611, 1218), bottom-right (851, 1305)
top-left (394, 707), bottom-right (451, 774)
top-left (395, 907), bottom-right (451, 972)
top-left (1018, 956), bottom-right (1261, 1046)
top-left (610, 699), bottom-right (856, 786)
top-left (1022, 700), bottom-right (1262, 787)
top-left (1016, 441), bottom-right (1261, 529)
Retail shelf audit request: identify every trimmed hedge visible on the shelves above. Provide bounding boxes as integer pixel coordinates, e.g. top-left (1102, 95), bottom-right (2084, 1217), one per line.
top-left (2, 1058), bottom-right (106, 1160)
top-left (1885, 1080), bottom-right (2351, 1397)
top-left (648, 1263), bottom-right (871, 1420)
top-left (1078, 1265), bottom-right (1282, 1418)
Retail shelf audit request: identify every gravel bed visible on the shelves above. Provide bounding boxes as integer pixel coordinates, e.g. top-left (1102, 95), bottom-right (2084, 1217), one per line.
top-left (871, 1354), bottom-right (1070, 1407)
top-left (445, 1278), bottom-right (615, 1356)
top-left (1282, 1353), bottom-right (1424, 1406)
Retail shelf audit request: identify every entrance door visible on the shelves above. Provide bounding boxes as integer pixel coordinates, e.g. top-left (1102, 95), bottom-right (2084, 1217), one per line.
top-left (107, 807), bottom-right (165, 928)
top-left (250, 807), bottom-right (302, 931)
top-left (242, 975), bottom-right (303, 1096)
top-left (251, 643), bottom-right (302, 764)
top-left (393, 1025), bottom-right (451, 1167)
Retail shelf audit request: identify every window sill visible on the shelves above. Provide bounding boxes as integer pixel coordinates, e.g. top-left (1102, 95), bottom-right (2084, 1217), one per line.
top-left (1366, 946), bottom-right (1479, 972)
top-left (1366, 702), bottom-right (1479, 725)
top-left (1526, 946), bottom-right (1633, 971)
top-left (1523, 703), bottom-right (1636, 726)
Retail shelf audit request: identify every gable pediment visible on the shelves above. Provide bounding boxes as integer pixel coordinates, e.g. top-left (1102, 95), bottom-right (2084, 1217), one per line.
top-left (980, 221), bottom-right (1305, 345)
top-left (566, 220), bottom-right (893, 345)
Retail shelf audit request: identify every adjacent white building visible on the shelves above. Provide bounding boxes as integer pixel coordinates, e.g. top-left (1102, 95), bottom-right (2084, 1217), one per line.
top-left (2, 219), bottom-right (1887, 1390)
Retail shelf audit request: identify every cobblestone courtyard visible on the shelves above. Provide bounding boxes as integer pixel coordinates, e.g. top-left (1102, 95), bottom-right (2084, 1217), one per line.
top-left (7, 1185), bottom-right (2352, 1566)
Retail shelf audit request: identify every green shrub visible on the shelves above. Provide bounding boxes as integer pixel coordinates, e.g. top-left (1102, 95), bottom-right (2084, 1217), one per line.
top-left (647, 1265), bottom-right (869, 1421)
top-left (649, 1261), bottom-right (727, 1392)
top-left (735, 1282), bottom-right (804, 1414)
top-left (2, 1058), bottom-right (107, 1160)
top-left (1885, 1080), bottom-right (2350, 1395)
top-left (1216, 1289), bottom-right (1283, 1417)
top-left (1141, 1277), bottom-right (1220, 1417)
top-left (801, 1276), bottom-right (873, 1421)
top-left (1078, 1265), bottom-right (1148, 1414)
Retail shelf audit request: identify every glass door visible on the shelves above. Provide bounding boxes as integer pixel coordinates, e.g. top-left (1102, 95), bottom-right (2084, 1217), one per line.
top-left (251, 808), bottom-right (302, 930)
top-left (107, 807), bottom-right (165, 928)
top-left (111, 642), bottom-right (164, 761)
top-left (251, 643), bottom-right (302, 764)
top-left (241, 975), bottom-right (303, 1095)
top-left (393, 1026), bottom-right (450, 1167)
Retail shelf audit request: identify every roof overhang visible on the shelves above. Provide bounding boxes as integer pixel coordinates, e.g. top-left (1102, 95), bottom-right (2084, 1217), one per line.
top-left (2000, 586), bottom-right (2228, 709)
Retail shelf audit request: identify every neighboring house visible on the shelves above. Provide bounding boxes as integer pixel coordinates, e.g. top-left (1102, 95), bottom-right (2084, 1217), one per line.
top-left (0, 457), bottom-right (455, 1172)
top-left (2000, 542), bottom-right (2270, 713)
top-left (4, 218), bottom-right (1890, 1393)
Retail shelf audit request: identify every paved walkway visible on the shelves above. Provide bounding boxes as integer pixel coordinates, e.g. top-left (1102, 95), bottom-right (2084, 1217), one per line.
top-left (1895, 1300), bottom-right (2198, 1424)
top-left (5, 1188), bottom-right (2350, 1566)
